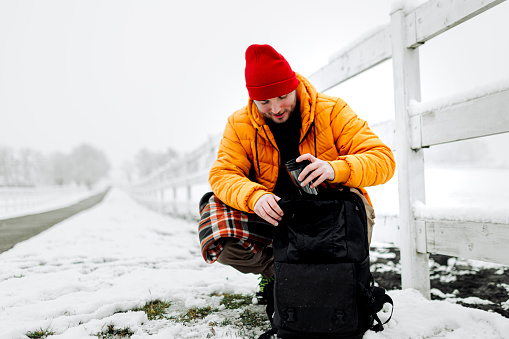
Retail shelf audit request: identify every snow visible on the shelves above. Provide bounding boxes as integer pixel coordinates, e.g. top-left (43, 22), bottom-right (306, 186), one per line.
top-left (0, 189), bottom-right (258, 338)
top-left (2, 188), bottom-right (509, 338)
top-left (365, 166), bottom-right (509, 246)
top-left (409, 78), bottom-right (509, 117)
top-left (415, 167), bottom-right (509, 224)
top-left (365, 289), bottom-right (509, 339)
top-left (367, 166), bottom-right (509, 224)
top-left (0, 185), bottom-right (108, 220)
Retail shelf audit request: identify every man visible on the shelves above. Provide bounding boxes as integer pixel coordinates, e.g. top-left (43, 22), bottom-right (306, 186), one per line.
top-left (200, 44), bottom-right (395, 303)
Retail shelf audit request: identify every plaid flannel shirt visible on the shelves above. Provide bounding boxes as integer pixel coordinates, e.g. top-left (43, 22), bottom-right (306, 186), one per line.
top-left (198, 192), bottom-right (274, 264)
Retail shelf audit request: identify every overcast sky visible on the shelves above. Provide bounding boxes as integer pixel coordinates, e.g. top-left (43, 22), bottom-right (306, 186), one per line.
top-left (1, 0), bottom-right (508, 169)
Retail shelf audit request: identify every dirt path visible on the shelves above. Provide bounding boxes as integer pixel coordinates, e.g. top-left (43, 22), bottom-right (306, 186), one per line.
top-left (0, 188), bottom-right (110, 254)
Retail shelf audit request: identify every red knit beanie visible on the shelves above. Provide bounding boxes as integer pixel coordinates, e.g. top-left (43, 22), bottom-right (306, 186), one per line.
top-left (245, 44), bottom-right (299, 101)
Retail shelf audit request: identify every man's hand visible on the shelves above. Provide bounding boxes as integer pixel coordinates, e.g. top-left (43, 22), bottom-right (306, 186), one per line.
top-left (297, 153), bottom-right (335, 188)
top-left (254, 194), bottom-right (283, 226)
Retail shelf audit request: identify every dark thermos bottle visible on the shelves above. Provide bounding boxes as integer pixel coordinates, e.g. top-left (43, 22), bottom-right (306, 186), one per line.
top-left (285, 158), bottom-right (319, 195)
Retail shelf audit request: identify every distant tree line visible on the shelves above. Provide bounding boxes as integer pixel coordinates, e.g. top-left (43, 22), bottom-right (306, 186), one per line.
top-left (121, 148), bottom-right (179, 183)
top-left (0, 144), bottom-right (110, 188)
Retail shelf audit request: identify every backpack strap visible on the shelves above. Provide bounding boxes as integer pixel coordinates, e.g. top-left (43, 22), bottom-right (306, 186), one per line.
top-left (258, 291), bottom-right (278, 339)
top-left (258, 328), bottom-right (278, 339)
top-left (370, 287), bottom-right (394, 332)
top-left (358, 276), bottom-right (394, 332)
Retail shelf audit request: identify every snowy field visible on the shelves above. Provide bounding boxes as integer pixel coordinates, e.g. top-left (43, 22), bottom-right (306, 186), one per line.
top-left (0, 185), bottom-right (109, 220)
top-left (1, 187), bottom-right (509, 338)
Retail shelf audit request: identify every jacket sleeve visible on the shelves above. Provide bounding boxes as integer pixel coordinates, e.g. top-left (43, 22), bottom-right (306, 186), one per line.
top-left (209, 118), bottom-right (269, 213)
top-left (328, 99), bottom-right (396, 188)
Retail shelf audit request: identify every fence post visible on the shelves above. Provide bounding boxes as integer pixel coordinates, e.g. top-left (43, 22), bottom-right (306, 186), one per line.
top-left (158, 173), bottom-right (165, 214)
top-left (391, 7), bottom-right (431, 298)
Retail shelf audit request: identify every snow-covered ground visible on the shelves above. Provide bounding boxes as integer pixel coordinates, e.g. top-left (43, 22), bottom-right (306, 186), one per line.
top-left (1, 188), bottom-right (509, 338)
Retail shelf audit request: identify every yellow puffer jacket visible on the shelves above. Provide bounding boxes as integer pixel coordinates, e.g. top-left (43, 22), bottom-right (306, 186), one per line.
top-left (209, 73), bottom-right (395, 213)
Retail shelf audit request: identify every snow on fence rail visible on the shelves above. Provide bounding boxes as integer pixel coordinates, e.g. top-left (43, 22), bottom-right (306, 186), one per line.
top-left (0, 185), bottom-right (108, 220)
top-left (129, 0), bottom-right (509, 299)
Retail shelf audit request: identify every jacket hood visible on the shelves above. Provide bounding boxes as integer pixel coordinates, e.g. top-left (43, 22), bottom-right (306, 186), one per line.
top-left (247, 73), bottom-right (318, 139)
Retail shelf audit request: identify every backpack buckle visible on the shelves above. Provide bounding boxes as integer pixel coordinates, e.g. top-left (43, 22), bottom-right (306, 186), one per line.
top-left (334, 310), bottom-right (345, 324)
top-left (286, 308), bottom-right (296, 322)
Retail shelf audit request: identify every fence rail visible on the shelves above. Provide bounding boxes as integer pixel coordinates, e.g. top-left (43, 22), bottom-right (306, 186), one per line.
top-left (416, 219), bottom-right (509, 266)
top-left (309, 25), bottom-right (392, 92)
top-left (405, 0), bottom-right (505, 48)
top-left (411, 86), bottom-right (509, 148)
top-left (129, 0), bottom-right (509, 298)
top-left (129, 135), bottom-right (220, 219)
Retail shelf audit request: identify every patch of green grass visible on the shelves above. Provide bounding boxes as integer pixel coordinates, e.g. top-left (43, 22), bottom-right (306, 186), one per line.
top-left (215, 293), bottom-right (252, 309)
top-left (164, 297), bottom-right (269, 338)
top-left (174, 306), bottom-right (218, 323)
top-left (232, 309), bottom-right (272, 339)
top-left (235, 309), bottom-right (268, 329)
top-left (26, 328), bottom-right (55, 339)
top-left (96, 324), bottom-right (134, 338)
top-left (134, 299), bottom-right (171, 320)
top-left (207, 322), bottom-right (217, 338)
top-left (220, 317), bottom-right (233, 326)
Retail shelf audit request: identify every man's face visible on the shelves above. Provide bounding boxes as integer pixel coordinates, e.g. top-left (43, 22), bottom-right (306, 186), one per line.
top-left (254, 90), bottom-right (298, 124)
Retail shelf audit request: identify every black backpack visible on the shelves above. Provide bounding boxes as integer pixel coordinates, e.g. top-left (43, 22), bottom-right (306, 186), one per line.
top-left (260, 188), bottom-right (393, 339)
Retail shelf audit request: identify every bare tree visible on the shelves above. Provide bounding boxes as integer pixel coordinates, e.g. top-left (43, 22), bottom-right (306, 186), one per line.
top-left (0, 147), bottom-right (14, 186)
top-left (18, 148), bottom-right (46, 186)
top-left (134, 148), bottom-right (179, 179)
top-left (0, 147), bottom-right (45, 186)
top-left (48, 152), bottom-right (73, 186)
top-left (0, 144), bottom-right (111, 188)
top-left (69, 144), bottom-right (111, 189)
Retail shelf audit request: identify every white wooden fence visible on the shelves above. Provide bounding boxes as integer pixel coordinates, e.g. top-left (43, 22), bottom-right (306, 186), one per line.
top-left (129, 135), bottom-right (220, 219)
top-left (0, 185), bottom-right (105, 220)
top-left (129, 0), bottom-right (509, 299)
